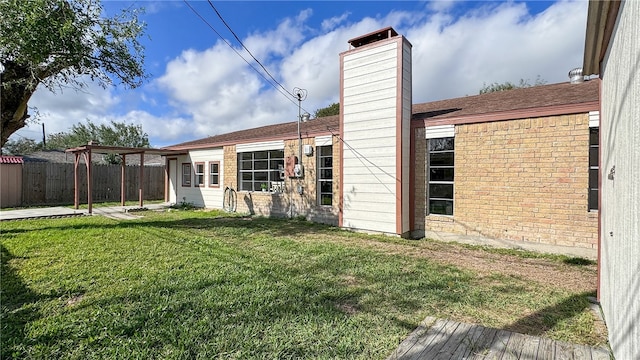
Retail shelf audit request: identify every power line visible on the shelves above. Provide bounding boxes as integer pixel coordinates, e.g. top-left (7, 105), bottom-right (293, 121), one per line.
top-left (182, 0), bottom-right (313, 115)
top-left (206, 0), bottom-right (294, 100)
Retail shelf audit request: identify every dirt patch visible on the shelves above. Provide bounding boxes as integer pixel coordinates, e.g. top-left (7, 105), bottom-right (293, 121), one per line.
top-left (313, 234), bottom-right (596, 294)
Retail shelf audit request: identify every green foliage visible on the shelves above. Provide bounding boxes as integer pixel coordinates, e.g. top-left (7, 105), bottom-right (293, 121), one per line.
top-left (1, 137), bottom-right (41, 155)
top-left (45, 119), bottom-right (150, 163)
top-left (0, 212), bottom-right (602, 358)
top-left (479, 76), bottom-right (547, 94)
top-left (315, 102), bottom-right (340, 118)
top-left (0, 0), bottom-right (147, 146)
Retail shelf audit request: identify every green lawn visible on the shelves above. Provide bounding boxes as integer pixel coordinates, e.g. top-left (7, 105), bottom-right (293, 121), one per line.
top-left (1, 210), bottom-right (602, 359)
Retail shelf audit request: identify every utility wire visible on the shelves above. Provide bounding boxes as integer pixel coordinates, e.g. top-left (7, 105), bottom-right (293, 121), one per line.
top-left (182, 0), bottom-right (300, 110)
top-left (207, 0), bottom-right (295, 100)
top-left (183, 0), bottom-right (313, 116)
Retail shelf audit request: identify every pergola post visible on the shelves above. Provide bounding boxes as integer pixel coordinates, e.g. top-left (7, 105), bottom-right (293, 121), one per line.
top-left (121, 154), bottom-right (126, 206)
top-left (139, 152), bottom-right (144, 207)
top-left (73, 153), bottom-right (80, 209)
top-left (82, 149), bottom-right (93, 214)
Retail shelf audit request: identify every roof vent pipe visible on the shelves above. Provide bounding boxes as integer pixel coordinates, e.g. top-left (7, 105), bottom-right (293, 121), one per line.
top-left (569, 67), bottom-right (584, 84)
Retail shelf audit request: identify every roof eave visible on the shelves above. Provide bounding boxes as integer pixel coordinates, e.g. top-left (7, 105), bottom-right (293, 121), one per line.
top-left (583, 0), bottom-right (622, 76)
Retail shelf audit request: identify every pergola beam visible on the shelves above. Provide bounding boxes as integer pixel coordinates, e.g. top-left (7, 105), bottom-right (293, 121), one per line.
top-left (65, 144), bottom-right (185, 213)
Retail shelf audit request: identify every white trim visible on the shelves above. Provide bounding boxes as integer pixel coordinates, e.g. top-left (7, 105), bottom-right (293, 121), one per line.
top-left (235, 140), bottom-right (284, 153)
top-left (425, 125), bottom-right (455, 139)
top-left (589, 111), bottom-right (600, 128)
top-left (315, 135), bottom-right (333, 147)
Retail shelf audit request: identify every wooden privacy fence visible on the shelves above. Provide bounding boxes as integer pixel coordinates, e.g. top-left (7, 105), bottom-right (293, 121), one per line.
top-left (15, 163), bottom-right (165, 207)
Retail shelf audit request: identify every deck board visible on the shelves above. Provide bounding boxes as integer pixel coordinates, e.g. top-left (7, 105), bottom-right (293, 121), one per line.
top-left (387, 317), bottom-right (610, 360)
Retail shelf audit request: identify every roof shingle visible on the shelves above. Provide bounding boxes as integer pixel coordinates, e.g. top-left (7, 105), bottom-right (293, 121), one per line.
top-left (165, 80), bottom-right (599, 151)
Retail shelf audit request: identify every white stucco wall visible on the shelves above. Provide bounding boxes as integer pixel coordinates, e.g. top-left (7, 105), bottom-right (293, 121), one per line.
top-left (598, 1), bottom-right (640, 359)
top-left (173, 148), bottom-right (224, 209)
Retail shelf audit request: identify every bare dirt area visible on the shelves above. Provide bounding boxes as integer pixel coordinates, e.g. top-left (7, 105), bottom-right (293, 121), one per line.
top-left (309, 232), bottom-right (597, 293)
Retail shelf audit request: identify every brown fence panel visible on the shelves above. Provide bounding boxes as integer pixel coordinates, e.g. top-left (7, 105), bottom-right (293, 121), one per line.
top-left (0, 164), bottom-right (23, 208)
top-left (20, 163), bottom-right (165, 206)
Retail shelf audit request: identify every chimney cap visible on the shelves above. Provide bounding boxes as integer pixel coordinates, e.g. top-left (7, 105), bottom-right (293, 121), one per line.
top-left (348, 27), bottom-right (398, 48)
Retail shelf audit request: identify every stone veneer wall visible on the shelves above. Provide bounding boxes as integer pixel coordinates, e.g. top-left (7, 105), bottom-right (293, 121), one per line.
top-left (424, 114), bottom-right (598, 249)
top-left (224, 137), bottom-right (340, 225)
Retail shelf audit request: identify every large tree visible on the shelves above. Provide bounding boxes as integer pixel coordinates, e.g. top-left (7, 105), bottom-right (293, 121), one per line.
top-left (315, 102), bottom-right (339, 118)
top-left (0, 0), bottom-right (147, 147)
top-left (479, 76), bottom-right (547, 94)
top-left (46, 119), bottom-right (150, 163)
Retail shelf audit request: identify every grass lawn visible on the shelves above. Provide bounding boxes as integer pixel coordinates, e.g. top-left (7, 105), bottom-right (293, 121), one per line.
top-left (1, 210), bottom-right (603, 359)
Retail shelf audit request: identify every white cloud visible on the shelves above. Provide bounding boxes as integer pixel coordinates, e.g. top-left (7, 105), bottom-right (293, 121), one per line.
top-left (11, 1), bottom-right (589, 147)
top-left (321, 12), bottom-right (351, 31)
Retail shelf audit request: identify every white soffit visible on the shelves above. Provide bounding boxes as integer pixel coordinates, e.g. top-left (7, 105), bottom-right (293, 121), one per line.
top-left (425, 125), bottom-right (455, 139)
top-left (589, 111), bottom-right (600, 128)
top-left (315, 135), bottom-right (333, 147)
top-left (235, 140), bottom-right (284, 153)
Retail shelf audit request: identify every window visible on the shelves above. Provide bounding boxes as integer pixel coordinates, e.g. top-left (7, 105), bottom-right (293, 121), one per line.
top-left (589, 127), bottom-right (599, 211)
top-left (428, 137), bottom-right (454, 215)
top-left (209, 161), bottom-right (220, 187)
top-left (182, 163), bottom-right (191, 187)
top-left (194, 162), bottom-right (205, 187)
top-left (238, 150), bottom-right (284, 191)
top-left (317, 145), bottom-right (333, 206)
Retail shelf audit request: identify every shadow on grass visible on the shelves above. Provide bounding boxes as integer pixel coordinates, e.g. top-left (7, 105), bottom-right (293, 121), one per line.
top-left (504, 291), bottom-right (596, 336)
top-left (1, 245), bottom-right (42, 359)
top-left (0, 212), bottom-right (334, 239)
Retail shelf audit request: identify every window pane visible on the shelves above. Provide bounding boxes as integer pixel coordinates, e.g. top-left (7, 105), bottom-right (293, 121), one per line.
top-left (588, 189), bottom-right (598, 211)
top-left (241, 182), bottom-right (253, 191)
top-left (429, 168), bottom-right (454, 182)
top-left (321, 169), bottom-right (332, 179)
top-left (429, 138), bottom-right (454, 152)
top-left (590, 128), bottom-right (599, 145)
top-left (320, 181), bottom-right (332, 193)
top-left (242, 173), bottom-right (253, 181)
top-left (430, 152), bottom-right (454, 166)
top-left (269, 150), bottom-right (284, 158)
top-left (429, 200), bottom-right (453, 215)
top-left (429, 184), bottom-right (453, 199)
top-left (241, 161), bottom-right (253, 170)
top-left (320, 194), bottom-right (332, 206)
top-left (589, 169), bottom-right (598, 189)
top-left (241, 153), bottom-right (253, 160)
top-left (320, 146), bottom-right (332, 156)
top-left (270, 159), bottom-right (283, 169)
top-left (254, 171), bottom-right (268, 182)
top-left (589, 147), bottom-right (598, 167)
top-left (321, 157), bottom-right (333, 167)
top-left (196, 164), bottom-right (204, 173)
top-left (210, 163), bottom-right (219, 173)
top-left (210, 175), bottom-right (219, 185)
top-left (254, 151), bottom-right (268, 159)
top-left (255, 160), bottom-right (268, 170)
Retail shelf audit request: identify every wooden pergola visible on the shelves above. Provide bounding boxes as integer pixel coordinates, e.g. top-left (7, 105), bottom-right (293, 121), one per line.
top-left (65, 144), bottom-right (184, 214)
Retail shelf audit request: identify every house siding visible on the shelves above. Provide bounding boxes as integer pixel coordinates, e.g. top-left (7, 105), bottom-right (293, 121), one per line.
top-left (174, 149), bottom-right (224, 208)
top-left (341, 36), bottom-right (411, 235)
top-left (425, 114), bottom-right (598, 249)
top-left (597, 1), bottom-right (640, 359)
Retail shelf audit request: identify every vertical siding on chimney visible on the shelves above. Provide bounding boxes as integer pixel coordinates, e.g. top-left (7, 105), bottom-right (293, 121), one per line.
top-left (341, 40), bottom-right (400, 234)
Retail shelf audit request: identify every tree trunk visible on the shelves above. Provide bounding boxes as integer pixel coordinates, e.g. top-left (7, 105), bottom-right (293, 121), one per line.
top-left (1, 61), bottom-right (38, 148)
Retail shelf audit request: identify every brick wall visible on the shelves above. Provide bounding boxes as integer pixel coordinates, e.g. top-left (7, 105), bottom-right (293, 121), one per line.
top-left (425, 114), bottom-right (598, 249)
top-left (225, 137), bottom-right (339, 225)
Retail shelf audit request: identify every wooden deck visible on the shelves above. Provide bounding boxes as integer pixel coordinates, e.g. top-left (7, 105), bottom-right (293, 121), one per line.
top-left (387, 317), bottom-right (611, 360)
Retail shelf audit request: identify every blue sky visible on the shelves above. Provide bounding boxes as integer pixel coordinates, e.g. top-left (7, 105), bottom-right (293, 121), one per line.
top-left (16, 0), bottom-right (590, 147)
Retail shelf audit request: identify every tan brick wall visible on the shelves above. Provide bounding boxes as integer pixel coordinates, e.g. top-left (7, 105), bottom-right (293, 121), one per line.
top-left (424, 114), bottom-right (598, 249)
top-left (223, 137), bottom-right (339, 225)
